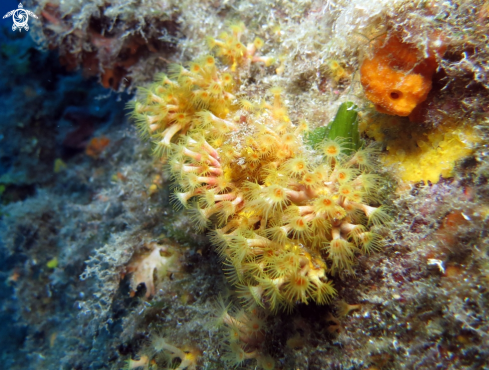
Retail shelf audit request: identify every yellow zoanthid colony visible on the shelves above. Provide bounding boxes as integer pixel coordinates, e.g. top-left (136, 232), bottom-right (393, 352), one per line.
top-left (130, 24), bottom-right (389, 313)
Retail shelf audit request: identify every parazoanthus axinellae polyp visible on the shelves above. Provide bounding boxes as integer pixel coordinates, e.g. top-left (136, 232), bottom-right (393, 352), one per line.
top-left (129, 22), bottom-right (271, 155)
top-left (131, 24), bottom-right (389, 313)
top-left (213, 298), bottom-right (276, 369)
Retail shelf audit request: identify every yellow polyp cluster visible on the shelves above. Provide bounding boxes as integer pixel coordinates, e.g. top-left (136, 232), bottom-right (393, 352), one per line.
top-left (129, 54), bottom-right (236, 156)
top-left (168, 95), bottom-right (389, 312)
top-left (322, 59), bottom-right (349, 83)
top-left (207, 22), bottom-right (272, 71)
top-left (131, 27), bottom-right (389, 313)
top-left (214, 298), bottom-right (275, 369)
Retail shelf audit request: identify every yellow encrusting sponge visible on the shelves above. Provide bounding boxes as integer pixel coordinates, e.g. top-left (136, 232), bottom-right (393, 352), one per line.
top-left (361, 115), bottom-right (479, 184)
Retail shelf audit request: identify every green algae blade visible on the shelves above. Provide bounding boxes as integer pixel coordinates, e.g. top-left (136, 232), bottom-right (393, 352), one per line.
top-left (306, 102), bottom-right (361, 154)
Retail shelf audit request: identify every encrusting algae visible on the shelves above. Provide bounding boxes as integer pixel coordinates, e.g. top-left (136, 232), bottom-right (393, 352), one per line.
top-left (130, 24), bottom-right (390, 313)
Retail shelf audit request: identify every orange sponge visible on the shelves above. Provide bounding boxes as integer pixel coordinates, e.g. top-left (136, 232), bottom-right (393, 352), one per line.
top-left (360, 34), bottom-right (445, 118)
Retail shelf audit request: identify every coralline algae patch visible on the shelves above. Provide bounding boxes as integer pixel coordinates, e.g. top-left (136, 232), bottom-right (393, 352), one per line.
top-left (361, 116), bottom-right (479, 183)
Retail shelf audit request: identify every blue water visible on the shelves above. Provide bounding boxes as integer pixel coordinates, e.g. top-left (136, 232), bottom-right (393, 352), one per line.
top-left (0, 0), bottom-right (21, 18)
